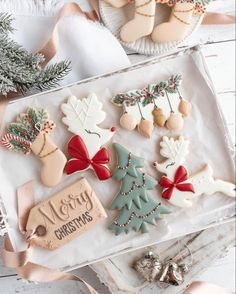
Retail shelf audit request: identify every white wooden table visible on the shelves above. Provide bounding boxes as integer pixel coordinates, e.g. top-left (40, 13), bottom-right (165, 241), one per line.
top-left (0, 1), bottom-right (235, 293)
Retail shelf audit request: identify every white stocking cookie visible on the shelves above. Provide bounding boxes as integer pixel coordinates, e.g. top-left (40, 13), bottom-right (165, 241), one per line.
top-left (153, 136), bottom-right (235, 208)
top-left (120, 0), bottom-right (156, 42)
top-left (1, 108), bottom-right (66, 187)
top-left (152, 0), bottom-right (195, 43)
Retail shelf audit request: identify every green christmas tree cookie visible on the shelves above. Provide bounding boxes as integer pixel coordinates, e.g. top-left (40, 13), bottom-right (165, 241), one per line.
top-left (110, 143), bottom-right (171, 235)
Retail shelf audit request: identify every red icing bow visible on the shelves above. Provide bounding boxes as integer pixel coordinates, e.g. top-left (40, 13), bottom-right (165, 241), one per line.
top-left (66, 135), bottom-right (112, 181)
top-left (159, 166), bottom-right (195, 200)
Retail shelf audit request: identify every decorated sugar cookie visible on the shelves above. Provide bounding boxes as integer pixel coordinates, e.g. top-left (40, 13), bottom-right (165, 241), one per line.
top-left (66, 135), bottom-right (112, 181)
top-left (104, 0), bottom-right (210, 43)
top-left (110, 143), bottom-right (171, 235)
top-left (112, 75), bottom-right (191, 137)
top-left (61, 93), bottom-right (115, 180)
top-left (1, 108), bottom-right (66, 187)
top-left (153, 136), bottom-right (236, 208)
top-left (25, 179), bottom-right (107, 250)
top-left (152, 0), bottom-right (195, 43)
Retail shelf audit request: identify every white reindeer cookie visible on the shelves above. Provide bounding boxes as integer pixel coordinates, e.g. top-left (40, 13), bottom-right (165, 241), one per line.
top-left (61, 93), bottom-right (116, 181)
top-left (153, 136), bottom-right (235, 208)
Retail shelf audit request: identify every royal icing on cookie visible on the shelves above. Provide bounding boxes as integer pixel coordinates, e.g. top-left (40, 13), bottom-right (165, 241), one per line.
top-left (66, 135), bottom-right (112, 181)
top-left (152, 1), bottom-right (195, 43)
top-left (120, 0), bottom-right (156, 43)
top-left (61, 92), bottom-right (115, 157)
top-left (1, 108), bottom-right (66, 187)
top-left (61, 93), bottom-right (115, 181)
top-left (112, 75), bottom-right (191, 137)
top-left (153, 136), bottom-right (236, 208)
top-left (110, 143), bottom-right (171, 235)
top-left (26, 179), bottom-right (107, 250)
top-left (105, 0), bottom-right (208, 43)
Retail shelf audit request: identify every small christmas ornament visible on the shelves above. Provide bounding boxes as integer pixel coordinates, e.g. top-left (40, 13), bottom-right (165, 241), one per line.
top-left (134, 240), bottom-right (193, 286)
top-left (66, 135), bottom-right (112, 181)
top-left (159, 260), bottom-right (185, 286)
top-left (61, 93), bottom-right (116, 158)
top-left (152, 107), bottom-right (167, 127)
top-left (133, 251), bottom-right (162, 282)
top-left (176, 86), bottom-right (192, 117)
top-left (137, 118), bottom-right (154, 138)
top-left (165, 89), bottom-right (184, 132)
top-left (178, 99), bottom-right (192, 117)
top-left (1, 107), bottom-right (66, 187)
top-left (109, 143), bottom-right (171, 235)
top-left (166, 113), bottom-right (184, 132)
top-left (120, 112), bottom-right (137, 131)
top-left (153, 136), bottom-right (236, 208)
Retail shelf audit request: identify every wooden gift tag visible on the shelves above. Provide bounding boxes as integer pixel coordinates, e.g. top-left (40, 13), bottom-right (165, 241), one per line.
top-left (26, 179), bottom-right (107, 250)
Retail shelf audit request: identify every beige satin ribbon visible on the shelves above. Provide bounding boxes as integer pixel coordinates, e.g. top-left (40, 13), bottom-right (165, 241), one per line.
top-left (184, 281), bottom-right (234, 294)
top-left (202, 12), bottom-right (236, 25)
top-left (0, 99), bottom-right (9, 136)
top-left (0, 181), bottom-right (98, 294)
top-left (40, 1), bottom-right (100, 64)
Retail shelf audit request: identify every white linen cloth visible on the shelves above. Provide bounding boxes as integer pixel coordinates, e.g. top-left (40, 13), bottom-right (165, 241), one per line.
top-left (0, 0), bottom-right (131, 86)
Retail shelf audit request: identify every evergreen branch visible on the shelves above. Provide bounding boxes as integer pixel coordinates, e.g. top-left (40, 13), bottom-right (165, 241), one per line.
top-left (0, 74), bottom-right (16, 96)
top-left (34, 61), bottom-right (71, 91)
top-left (0, 13), bottom-right (71, 97)
top-left (0, 13), bottom-right (14, 35)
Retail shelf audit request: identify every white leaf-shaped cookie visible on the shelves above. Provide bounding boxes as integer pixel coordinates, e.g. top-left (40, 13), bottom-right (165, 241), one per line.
top-left (62, 93), bottom-right (106, 134)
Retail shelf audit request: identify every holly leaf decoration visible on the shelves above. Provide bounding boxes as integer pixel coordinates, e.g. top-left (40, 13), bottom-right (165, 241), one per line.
top-left (197, 0), bottom-right (211, 7)
top-left (112, 94), bottom-right (126, 106)
top-left (112, 89), bottom-right (145, 107)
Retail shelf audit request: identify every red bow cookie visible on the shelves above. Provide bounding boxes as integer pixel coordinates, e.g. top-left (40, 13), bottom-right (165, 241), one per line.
top-left (66, 135), bottom-right (112, 181)
top-left (159, 166), bottom-right (195, 200)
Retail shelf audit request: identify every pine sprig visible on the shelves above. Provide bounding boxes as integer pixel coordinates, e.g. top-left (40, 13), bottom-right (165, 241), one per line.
top-left (0, 13), bottom-right (71, 97)
top-left (34, 61), bottom-right (71, 91)
top-left (0, 13), bottom-right (14, 34)
top-left (3, 107), bottom-right (52, 153)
